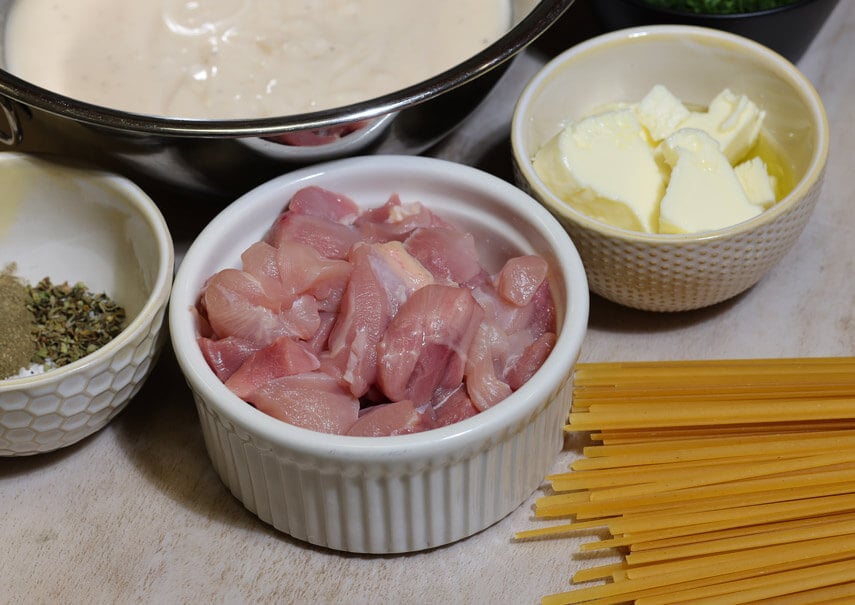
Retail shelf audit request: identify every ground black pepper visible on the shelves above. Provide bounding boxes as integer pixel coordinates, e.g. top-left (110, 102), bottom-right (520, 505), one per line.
top-left (0, 271), bottom-right (37, 379)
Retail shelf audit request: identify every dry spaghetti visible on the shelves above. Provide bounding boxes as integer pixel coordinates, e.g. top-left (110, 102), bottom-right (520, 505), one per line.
top-left (517, 357), bottom-right (855, 605)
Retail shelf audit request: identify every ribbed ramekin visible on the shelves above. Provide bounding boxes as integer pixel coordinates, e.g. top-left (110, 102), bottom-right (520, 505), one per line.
top-left (169, 155), bottom-right (589, 553)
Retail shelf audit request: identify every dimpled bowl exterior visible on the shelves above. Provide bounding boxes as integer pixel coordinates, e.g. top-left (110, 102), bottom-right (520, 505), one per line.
top-left (170, 155), bottom-right (589, 554)
top-left (0, 154), bottom-right (174, 455)
top-left (512, 25), bottom-right (829, 312)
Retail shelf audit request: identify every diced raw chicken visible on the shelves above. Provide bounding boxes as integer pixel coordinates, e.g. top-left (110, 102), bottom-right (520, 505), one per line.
top-left (496, 255), bottom-right (549, 307)
top-left (240, 241), bottom-right (289, 302)
top-left (197, 186), bottom-right (559, 436)
top-left (225, 336), bottom-right (321, 399)
top-left (305, 311), bottom-right (337, 354)
top-left (201, 268), bottom-right (294, 346)
top-left (197, 335), bottom-right (260, 381)
top-left (431, 385), bottom-right (480, 428)
top-left (326, 241), bottom-right (433, 397)
top-left (505, 332), bottom-right (557, 391)
top-left (403, 227), bottom-right (482, 285)
top-left (346, 399), bottom-right (432, 436)
top-left (376, 284), bottom-right (483, 406)
top-left (287, 185), bottom-right (360, 222)
top-left (250, 371), bottom-right (360, 434)
top-left (465, 321), bottom-right (514, 411)
top-left (355, 195), bottom-right (453, 242)
top-left (274, 240), bottom-right (352, 312)
top-left (266, 212), bottom-right (361, 259)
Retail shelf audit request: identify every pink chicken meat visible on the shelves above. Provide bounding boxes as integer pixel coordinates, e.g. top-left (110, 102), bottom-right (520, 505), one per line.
top-left (196, 186), bottom-right (557, 436)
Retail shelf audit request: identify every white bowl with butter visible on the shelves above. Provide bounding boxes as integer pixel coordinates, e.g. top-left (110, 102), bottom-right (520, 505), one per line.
top-left (512, 25), bottom-right (829, 312)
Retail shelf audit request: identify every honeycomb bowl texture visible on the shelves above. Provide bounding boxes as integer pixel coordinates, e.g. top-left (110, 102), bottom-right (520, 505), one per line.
top-left (512, 25), bottom-right (829, 312)
top-left (0, 154), bottom-right (174, 455)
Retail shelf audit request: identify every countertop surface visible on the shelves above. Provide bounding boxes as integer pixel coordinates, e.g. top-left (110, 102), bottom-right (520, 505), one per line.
top-left (3, 2), bottom-right (854, 603)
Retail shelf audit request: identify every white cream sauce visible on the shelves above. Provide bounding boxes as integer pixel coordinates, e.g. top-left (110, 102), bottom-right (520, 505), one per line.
top-left (5, 0), bottom-right (510, 119)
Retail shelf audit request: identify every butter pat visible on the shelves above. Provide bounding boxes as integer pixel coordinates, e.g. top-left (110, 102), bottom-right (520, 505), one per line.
top-left (658, 129), bottom-right (762, 234)
top-left (680, 89), bottom-right (765, 164)
top-left (533, 108), bottom-right (664, 233)
top-left (735, 157), bottom-right (778, 210)
top-left (636, 84), bottom-right (691, 142)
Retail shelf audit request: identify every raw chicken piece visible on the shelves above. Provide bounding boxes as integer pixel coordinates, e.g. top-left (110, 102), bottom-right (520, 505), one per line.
top-left (355, 195), bottom-right (453, 243)
top-left (496, 255), bottom-right (549, 307)
top-left (225, 336), bottom-right (321, 399)
top-left (346, 399), bottom-right (432, 436)
top-left (432, 385), bottom-right (479, 428)
top-left (505, 332), bottom-right (557, 391)
top-left (465, 321), bottom-right (514, 411)
top-left (376, 284), bottom-right (483, 406)
top-left (274, 240), bottom-right (352, 312)
top-left (266, 212), bottom-right (361, 260)
top-left (287, 185), bottom-right (360, 222)
top-left (202, 269), bottom-right (293, 346)
top-left (403, 227), bottom-right (482, 285)
top-left (240, 241), bottom-right (288, 302)
top-left (198, 335), bottom-right (260, 381)
top-left (250, 372), bottom-right (360, 434)
top-left (326, 241), bottom-right (434, 397)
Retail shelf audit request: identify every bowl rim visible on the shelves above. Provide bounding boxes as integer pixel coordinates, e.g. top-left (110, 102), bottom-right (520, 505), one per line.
top-left (0, 0), bottom-right (573, 137)
top-left (511, 24), bottom-right (830, 245)
top-left (169, 154), bottom-right (589, 464)
top-left (604, 0), bottom-right (832, 19)
top-left (0, 153), bottom-right (175, 391)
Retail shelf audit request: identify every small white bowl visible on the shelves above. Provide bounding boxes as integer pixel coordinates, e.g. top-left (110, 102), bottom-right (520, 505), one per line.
top-left (0, 153), bottom-right (174, 456)
top-left (170, 155), bottom-right (589, 554)
top-left (512, 25), bottom-right (829, 312)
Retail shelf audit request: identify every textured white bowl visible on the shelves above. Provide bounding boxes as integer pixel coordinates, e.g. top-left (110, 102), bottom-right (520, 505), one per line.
top-left (512, 25), bottom-right (829, 312)
top-left (170, 155), bottom-right (589, 554)
top-left (0, 153), bottom-right (174, 455)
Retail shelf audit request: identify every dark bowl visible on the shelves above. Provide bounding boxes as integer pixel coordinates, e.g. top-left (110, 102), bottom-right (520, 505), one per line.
top-left (0, 0), bottom-right (573, 200)
top-left (592, 0), bottom-right (840, 63)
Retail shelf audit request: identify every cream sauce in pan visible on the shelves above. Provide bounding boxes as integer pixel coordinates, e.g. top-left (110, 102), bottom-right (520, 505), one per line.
top-left (5, 0), bottom-right (510, 119)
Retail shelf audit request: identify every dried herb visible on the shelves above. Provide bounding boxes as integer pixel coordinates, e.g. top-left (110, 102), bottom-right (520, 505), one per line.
top-left (26, 278), bottom-right (126, 368)
top-left (0, 270), bottom-right (37, 379)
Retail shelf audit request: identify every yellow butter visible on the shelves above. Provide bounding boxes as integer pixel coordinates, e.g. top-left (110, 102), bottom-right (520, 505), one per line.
top-left (735, 156), bottom-right (778, 210)
top-left (659, 129), bottom-right (762, 234)
top-left (679, 88), bottom-right (765, 164)
top-left (635, 84), bottom-right (691, 143)
top-left (533, 108), bottom-right (664, 233)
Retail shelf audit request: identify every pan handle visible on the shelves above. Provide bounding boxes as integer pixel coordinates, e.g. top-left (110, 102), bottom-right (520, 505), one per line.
top-left (0, 97), bottom-right (23, 146)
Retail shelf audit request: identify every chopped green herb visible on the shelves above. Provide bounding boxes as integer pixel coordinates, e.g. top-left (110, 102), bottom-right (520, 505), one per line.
top-left (642, 0), bottom-right (799, 14)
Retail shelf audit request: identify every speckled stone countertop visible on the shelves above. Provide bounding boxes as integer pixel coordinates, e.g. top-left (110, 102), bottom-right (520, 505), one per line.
top-left (2, 2), bottom-right (853, 603)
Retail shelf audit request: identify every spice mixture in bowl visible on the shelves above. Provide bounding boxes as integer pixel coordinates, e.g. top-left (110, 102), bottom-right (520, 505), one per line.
top-left (0, 153), bottom-right (174, 455)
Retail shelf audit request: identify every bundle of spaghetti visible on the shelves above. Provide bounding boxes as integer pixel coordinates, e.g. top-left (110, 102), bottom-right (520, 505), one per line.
top-left (516, 357), bottom-right (855, 605)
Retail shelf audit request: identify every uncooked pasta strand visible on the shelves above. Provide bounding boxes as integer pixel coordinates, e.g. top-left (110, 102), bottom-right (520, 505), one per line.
top-left (635, 557), bottom-right (855, 605)
top-left (571, 434), bottom-right (855, 471)
top-left (629, 510), bottom-right (855, 553)
top-left (569, 400), bottom-right (855, 430)
top-left (752, 582), bottom-right (855, 605)
top-left (609, 492), bottom-right (855, 536)
top-left (626, 517), bottom-right (855, 566)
